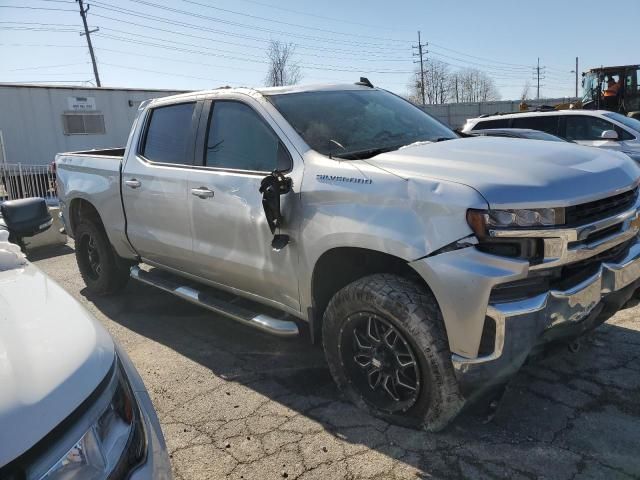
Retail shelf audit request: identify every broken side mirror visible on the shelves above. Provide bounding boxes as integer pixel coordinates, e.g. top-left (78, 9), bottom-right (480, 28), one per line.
top-left (259, 170), bottom-right (292, 250)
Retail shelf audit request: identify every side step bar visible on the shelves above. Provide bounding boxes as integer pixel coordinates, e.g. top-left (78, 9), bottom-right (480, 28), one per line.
top-left (130, 266), bottom-right (299, 337)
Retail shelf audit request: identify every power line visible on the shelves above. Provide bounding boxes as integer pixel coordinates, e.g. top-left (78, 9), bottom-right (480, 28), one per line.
top-left (0, 21), bottom-right (77, 26)
top-left (4, 80), bottom-right (93, 84)
top-left (97, 26), bottom-right (410, 63)
top-left (0, 43), bottom-right (84, 47)
top-left (7, 62), bottom-right (89, 71)
top-left (93, 32), bottom-right (413, 74)
top-left (90, 12), bottom-right (411, 59)
top-left (0, 26), bottom-right (78, 32)
top-left (176, 0), bottom-right (412, 44)
top-left (91, 0), bottom-right (409, 51)
top-left (0, 5), bottom-right (75, 12)
top-left (93, 46), bottom-right (410, 85)
top-left (232, 0), bottom-right (402, 32)
top-left (426, 41), bottom-right (532, 69)
top-left (100, 62), bottom-right (239, 84)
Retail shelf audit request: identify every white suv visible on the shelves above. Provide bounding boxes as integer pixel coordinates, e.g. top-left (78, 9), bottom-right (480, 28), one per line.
top-left (462, 110), bottom-right (640, 162)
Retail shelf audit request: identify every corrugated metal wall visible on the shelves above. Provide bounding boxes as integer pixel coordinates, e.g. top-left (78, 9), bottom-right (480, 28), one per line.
top-left (0, 85), bottom-right (185, 165)
top-left (421, 97), bottom-right (571, 129)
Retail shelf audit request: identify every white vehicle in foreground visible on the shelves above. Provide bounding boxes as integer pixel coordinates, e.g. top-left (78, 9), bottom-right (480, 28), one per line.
top-left (462, 109), bottom-right (640, 162)
top-left (0, 233), bottom-right (171, 479)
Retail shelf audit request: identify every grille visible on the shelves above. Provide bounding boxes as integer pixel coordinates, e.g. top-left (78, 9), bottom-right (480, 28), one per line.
top-left (565, 187), bottom-right (638, 226)
top-left (489, 238), bottom-right (634, 303)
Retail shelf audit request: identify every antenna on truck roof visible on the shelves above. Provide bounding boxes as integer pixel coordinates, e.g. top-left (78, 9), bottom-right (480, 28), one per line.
top-left (355, 77), bottom-right (374, 88)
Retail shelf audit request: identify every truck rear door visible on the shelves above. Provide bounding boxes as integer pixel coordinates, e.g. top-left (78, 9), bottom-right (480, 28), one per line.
top-left (187, 97), bottom-right (301, 311)
top-left (121, 99), bottom-right (202, 272)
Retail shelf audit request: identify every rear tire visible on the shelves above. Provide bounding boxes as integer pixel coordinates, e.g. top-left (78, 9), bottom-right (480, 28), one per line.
top-left (75, 220), bottom-right (131, 295)
top-left (322, 274), bottom-right (463, 431)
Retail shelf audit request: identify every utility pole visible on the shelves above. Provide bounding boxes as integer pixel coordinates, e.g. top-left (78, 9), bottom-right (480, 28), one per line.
top-left (575, 56), bottom-right (579, 98)
top-left (77, 0), bottom-right (101, 87)
top-left (536, 57), bottom-right (540, 99)
top-left (533, 57), bottom-right (546, 100)
top-left (412, 31), bottom-right (427, 105)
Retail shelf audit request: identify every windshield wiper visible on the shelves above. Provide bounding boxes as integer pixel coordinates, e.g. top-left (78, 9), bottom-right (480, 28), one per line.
top-left (333, 144), bottom-right (405, 160)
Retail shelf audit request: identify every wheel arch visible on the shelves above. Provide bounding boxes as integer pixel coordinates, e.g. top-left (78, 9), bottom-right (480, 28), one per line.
top-left (68, 197), bottom-right (104, 237)
top-left (308, 246), bottom-right (437, 344)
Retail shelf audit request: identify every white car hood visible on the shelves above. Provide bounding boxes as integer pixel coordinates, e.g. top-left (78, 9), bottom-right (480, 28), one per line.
top-left (369, 137), bottom-right (640, 209)
top-left (0, 262), bottom-right (114, 467)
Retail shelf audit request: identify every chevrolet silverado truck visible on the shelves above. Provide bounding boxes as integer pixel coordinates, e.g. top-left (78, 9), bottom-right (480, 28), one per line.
top-left (56, 82), bottom-right (640, 430)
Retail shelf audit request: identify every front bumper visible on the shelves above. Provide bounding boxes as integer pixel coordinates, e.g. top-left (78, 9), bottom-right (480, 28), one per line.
top-left (410, 204), bottom-right (640, 401)
top-left (452, 240), bottom-right (640, 397)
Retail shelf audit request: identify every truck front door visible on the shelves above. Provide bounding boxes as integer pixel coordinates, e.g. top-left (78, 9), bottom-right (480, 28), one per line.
top-left (122, 100), bottom-right (201, 271)
top-left (188, 98), bottom-right (301, 312)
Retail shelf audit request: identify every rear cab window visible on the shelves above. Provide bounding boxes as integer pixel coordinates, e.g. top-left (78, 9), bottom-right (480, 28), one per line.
top-left (141, 102), bottom-right (197, 165)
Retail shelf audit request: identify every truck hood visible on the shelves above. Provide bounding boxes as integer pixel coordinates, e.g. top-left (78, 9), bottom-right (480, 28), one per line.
top-left (0, 263), bottom-right (114, 467)
top-left (368, 137), bottom-right (640, 208)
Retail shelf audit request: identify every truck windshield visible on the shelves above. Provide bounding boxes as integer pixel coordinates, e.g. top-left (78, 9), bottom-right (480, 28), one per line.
top-left (582, 72), bottom-right (599, 103)
top-left (267, 89), bottom-right (457, 158)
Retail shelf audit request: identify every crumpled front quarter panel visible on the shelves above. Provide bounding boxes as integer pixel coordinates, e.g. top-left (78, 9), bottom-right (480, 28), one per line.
top-left (298, 153), bottom-right (488, 310)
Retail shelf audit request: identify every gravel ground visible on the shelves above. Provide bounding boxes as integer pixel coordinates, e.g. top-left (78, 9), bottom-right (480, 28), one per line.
top-left (33, 243), bottom-right (640, 480)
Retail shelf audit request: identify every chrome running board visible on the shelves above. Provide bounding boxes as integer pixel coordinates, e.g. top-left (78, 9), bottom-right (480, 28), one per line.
top-left (130, 266), bottom-right (299, 337)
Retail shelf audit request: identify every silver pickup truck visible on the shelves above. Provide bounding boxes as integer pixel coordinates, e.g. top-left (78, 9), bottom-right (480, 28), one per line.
top-left (56, 82), bottom-right (640, 430)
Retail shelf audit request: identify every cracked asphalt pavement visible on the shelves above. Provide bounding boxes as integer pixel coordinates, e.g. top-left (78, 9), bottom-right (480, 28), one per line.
top-left (33, 243), bottom-right (640, 480)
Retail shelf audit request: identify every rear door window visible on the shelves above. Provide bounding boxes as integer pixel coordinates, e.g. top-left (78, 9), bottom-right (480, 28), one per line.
top-left (512, 115), bottom-right (560, 135)
top-left (142, 102), bottom-right (196, 165)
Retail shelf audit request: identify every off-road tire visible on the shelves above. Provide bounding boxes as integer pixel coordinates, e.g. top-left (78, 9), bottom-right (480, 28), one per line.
top-left (322, 273), bottom-right (463, 431)
top-left (75, 220), bottom-right (132, 295)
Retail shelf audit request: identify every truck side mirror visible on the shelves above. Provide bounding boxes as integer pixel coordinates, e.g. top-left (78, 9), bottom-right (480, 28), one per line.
top-left (601, 130), bottom-right (619, 140)
top-left (259, 171), bottom-right (292, 250)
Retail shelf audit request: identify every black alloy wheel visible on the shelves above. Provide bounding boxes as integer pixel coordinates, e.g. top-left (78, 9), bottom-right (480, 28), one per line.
top-left (340, 312), bottom-right (421, 413)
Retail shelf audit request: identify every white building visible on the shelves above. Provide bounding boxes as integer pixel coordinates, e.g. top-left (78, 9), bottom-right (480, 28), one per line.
top-left (0, 83), bottom-right (187, 166)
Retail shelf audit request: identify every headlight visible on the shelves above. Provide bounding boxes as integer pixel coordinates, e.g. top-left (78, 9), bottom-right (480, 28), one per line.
top-left (34, 359), bottom-right (146, 480)
top-left (467, 207), bottom-right (565, 236)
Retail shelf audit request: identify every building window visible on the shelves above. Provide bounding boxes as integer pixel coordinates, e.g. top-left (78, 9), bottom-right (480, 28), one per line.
top-left (62, 113), bottom-right (106, 135)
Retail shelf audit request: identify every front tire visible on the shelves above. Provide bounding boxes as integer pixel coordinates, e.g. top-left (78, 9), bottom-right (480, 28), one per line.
top-left (75, 220), bottom-right (131, 295)
top-left (322, 274), bottom-right (463, 431)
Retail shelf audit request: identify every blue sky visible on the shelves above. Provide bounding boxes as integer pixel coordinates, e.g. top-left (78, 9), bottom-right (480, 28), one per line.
top-left (1, 0), bottom-right (638, 101)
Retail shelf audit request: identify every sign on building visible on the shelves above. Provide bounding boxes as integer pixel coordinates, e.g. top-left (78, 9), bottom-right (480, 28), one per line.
top-left (67, 96), bottom-right (96, 111)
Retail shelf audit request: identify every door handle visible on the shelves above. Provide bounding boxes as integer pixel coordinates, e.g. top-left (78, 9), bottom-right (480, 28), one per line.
top-left (125, 179), bottom-right (141, 189)
top-left (191, 187), bottom-right (214, 199)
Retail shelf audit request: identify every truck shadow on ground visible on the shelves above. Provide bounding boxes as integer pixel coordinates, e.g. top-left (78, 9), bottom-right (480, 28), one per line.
top-left (80, 276), bottom-right (640, 479)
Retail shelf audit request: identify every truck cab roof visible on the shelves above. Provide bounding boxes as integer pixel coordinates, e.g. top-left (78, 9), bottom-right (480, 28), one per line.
top-left (145, 82), bottom-right (377, 107)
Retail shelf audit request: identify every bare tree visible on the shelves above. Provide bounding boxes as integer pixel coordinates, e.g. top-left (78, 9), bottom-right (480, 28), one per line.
top-left (409, 63), bottom-right (500, 105)
top-left (265, 40), bottom-right (302, 87)
top-left (409, 59), bottom-right (450, 104)
top-left (449, 68), bottom-right (500, 103)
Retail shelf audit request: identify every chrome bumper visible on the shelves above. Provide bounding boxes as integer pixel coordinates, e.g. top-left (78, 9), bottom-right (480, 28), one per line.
top-left (452, 239), bottom-right (640, 397)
